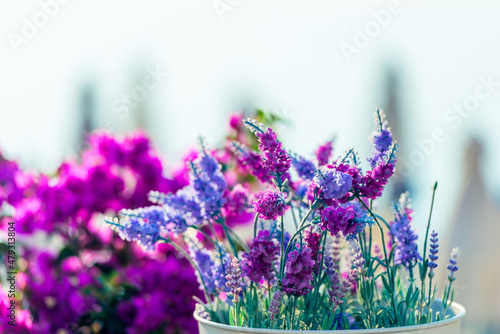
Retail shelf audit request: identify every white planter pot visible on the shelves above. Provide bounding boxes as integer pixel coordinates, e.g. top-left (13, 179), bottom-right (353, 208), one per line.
top-left (195, 301), bottom-right (465, 334)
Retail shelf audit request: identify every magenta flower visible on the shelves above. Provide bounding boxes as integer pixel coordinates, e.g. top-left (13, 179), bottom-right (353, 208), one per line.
top-left (0, 282), bottom-right (32, 333)
top-left (253, 190), bottom-right (287, 220)
top-left (255, 128), bottom-right (290, 174)
top-left (244, 119), bottom-right (292, 176)
top-left (304, 228), bottom-right (322, 272)
top-left (241, 230), bottom-right (279, 283)
top-left (320, 202), bottom-right (372, 241)
top-left (316, 140), bottom-right (334, 166)
top-left (358, 162), bottom-right (395, 199)
top-left (282, 246), bottom-right (315, 296)
top-left (222, 184), bottom-right (252, 226)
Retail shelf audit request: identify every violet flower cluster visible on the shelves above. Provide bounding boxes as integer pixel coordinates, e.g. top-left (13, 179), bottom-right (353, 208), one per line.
top-left (1, 130), bottom-right (246, 333)
top-left (102, 109), bottom-right (461, 331)
top-left (282, 246), bottom-right (315, 296)
top-left (253, 190), bottom-right (287, 220)
top-left (241, 230), bottom-right (279, 283)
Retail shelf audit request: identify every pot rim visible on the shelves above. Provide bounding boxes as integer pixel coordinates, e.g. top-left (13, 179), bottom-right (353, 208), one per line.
top-left (194, 301), bottom-right (465, 333)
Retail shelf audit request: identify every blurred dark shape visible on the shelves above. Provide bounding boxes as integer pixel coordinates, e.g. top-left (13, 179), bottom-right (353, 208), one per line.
top-left (445, 139), bottom-right (500, 334)
top-left (73, 84), bottom-right (97, 157)
top-left (131, 68), bottom-right (148, 130)
top-left (382, 67), bottom-right (409, 200)
top-left (80, 84), bottom-right (96, 140)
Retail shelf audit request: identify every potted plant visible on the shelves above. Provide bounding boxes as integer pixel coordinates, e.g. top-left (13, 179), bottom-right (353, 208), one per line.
top-left (106, 109), bottom-right (465, 333)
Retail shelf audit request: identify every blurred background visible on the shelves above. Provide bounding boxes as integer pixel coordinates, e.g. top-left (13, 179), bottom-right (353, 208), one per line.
top-left (0, 1), bottom-right (499, 333)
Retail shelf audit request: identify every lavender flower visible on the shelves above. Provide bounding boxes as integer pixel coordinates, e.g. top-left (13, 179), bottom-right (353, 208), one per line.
top-left (244, 119), bottom-right (292, 176)
top-left (268, 290), bottom-right (283, 321)
top-left (351, 241), bottom-right (365, 274)
top-left (241, 230), bottom-right (279, 283)
top-left (149, 189), bottom-right (202, 234)
top-left (111, 206), bottom-right (165, 251)
top-left (428, 230), bottom-right (439, 278)
top-left (368, 109), bottom-right (394, 168)
top-left (190, 148), bottom-right (227, 218)
top-left (189, 241), bottom-right (231, 296)
top-left (282, 246), bottom-right (315, 296)
top-left (313, 166), bottom-right (352, 200)
top-left (213, 245), bottom-right (231, 292)
top-left (196, 303), bottom-right (211, 320)
top-left (356, 111), bottom-right (398, 200)
top-left (143, 143), bottom-right (226, 237)
top-left (323, 234), bottom-right (341, 280)
top-left (253, 190), bottom-right (287, 220)
top-left (190, 246), bottom-right (217, 293)
top-left (327, 269), bottom-right (350, 311)
top-left (292, 155), bottom-right (316, 180)
top-left (316, 140), bottom-right (333, 166)
top-left (391, 192), bottom-right (421, 268)
top-left (225, 258), bottom-right (243, 303)
top-left (447, 247), bottom-right (460, 281)
top-left (320, 202), bottom-right (373, 241)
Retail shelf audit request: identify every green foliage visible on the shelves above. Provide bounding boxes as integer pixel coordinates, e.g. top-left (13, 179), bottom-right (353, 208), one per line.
top-left (195, 183), bottom-right (458, 330)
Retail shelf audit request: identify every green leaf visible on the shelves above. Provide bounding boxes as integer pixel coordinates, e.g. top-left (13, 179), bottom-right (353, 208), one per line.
top-left (229, 308), bottom-right (235, 326)
top-left (381, 275), bottom-right (392, 293)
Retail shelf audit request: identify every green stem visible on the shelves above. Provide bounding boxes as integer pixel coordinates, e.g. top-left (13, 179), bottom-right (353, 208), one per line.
top-left (422, 182), bottom-right (438, 263)
top-left (290, 207), bottom-right (299, 230)
top-left (280, 214), bottom-right (285, 279)
top-left (420, 182), bottom-right (438, 322)
top-left (355, 193), bottom-right (398, 325)
top-left (189, 225), bottom-right (217, 245)
top-left (225, 225), bottom-right (250, 252)
top-left (253, 212), bottom-right (259, 238)
top-left (280, 202), bottom-right (317, 278)
top-left (218, 217), bottom-right (239, 258)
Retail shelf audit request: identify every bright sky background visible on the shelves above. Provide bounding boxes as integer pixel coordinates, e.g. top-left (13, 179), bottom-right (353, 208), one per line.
top-left (1, 0), bottom-right (499, 237)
